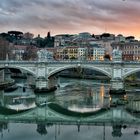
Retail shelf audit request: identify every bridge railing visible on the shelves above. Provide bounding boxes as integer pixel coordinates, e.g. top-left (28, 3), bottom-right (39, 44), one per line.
top-left (0, 60), bottom-right (113, 65)
top-left (0, 60), bottom-right (140, 65)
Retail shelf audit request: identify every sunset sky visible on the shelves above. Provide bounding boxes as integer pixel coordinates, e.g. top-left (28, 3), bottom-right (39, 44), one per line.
top-left (0, 0), bottom-right (140, 38)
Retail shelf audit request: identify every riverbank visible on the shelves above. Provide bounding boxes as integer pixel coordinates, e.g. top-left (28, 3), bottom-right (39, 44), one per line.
top-left (59, 74), bottom-right (110, 81)
top-left (0, 79), bottom-right (15, 90)
top-left (34, 86), bottom-right (57, 94)
top-left (125, 80), bottom-right (140, 87)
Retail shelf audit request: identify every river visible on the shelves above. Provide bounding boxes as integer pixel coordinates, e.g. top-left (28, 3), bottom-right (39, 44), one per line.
top-left (0, 77), bottom-right (140, 140)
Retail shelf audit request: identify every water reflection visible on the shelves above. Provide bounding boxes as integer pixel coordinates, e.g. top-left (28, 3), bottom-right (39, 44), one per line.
top-left (0, 77), bottom-right (140, 139)
top-left (0, 122), bottom-right (139, 139)
top-left (54, 80), bottom-right (109, 113)
top-left (0, 90), bottom-right (36, 111)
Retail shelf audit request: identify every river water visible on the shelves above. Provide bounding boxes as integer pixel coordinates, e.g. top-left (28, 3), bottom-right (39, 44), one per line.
top-left (0, 77), bottom-right (140, 140)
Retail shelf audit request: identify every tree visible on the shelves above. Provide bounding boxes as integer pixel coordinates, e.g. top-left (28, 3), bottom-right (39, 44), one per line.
top-left (22, 46), bottom-right (37, 60)
top-left (23, 32), bottom-right (34, 39)
top-left (45, 37), bottom-right (54, 47)
top-left (101, 33), bottom-right (111, 38)
top-left (70, 56), bottom-right (76, 60)
top-left (125, 36), bottom-right (135, 40)
top-left (0, 37), bottom-right (12, 60)
top-left (7, 31), bottom-right (24, 44)
top-left (104, 54), bottom-right (111, 61)
top-left (8, 31), bottom-right (23, 38)
top-left (91, 34), bottom-right (95, 38)
top-left (45, 32), bottom-right (54, 47)
top-left (34, 34), bottom-right (45, 48)
top-left (0, 32), bottom-right (13, 42)
top-left (33, 33), bottom-right (54, 48)
top-left (47, 32), bottom-right (51, 39)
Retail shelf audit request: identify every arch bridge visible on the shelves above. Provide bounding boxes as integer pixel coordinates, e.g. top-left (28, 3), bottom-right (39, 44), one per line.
top-left (0, 60), bottom-right (140, 92)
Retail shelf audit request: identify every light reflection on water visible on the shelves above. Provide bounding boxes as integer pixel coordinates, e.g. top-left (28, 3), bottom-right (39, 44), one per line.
top-left (0, 77), bottom-right (140, 140)
top-left (53, 78), bottom-right (109, 113)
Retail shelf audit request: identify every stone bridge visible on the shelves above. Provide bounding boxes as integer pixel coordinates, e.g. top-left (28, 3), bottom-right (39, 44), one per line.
top-left (0, 60), bottom-right (140, 92)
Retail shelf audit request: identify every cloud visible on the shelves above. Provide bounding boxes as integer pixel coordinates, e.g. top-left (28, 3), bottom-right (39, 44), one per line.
top-left (0, 0), bottom-right (140, 37)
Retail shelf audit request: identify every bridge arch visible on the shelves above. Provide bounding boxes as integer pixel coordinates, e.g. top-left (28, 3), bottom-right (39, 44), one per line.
top-left (0, 66), bottom-right (36, 76)
top-left (48, 65), bottom-right (112, 78)
top-left (123, 68), bottom-right (140, 79)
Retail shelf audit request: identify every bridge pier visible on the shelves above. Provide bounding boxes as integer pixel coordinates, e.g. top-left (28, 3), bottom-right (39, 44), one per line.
top-left (110, 79), bottom-right (125, 94)
top-left (109, 49), bottom-right (126, 94)
top-left (34, 77), bottom-right (57, 93)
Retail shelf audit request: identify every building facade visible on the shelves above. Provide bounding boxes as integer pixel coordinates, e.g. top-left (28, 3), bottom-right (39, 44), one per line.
top-left (88, 45), bottom-right (105, 61)
top-left (111, 42), bottom-right (140, 61)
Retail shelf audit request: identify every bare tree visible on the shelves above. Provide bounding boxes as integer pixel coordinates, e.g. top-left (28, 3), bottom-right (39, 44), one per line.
top-left (23, 46), bottom-right (38, 60)
top-left (0, 37), bottom-right (11, 60)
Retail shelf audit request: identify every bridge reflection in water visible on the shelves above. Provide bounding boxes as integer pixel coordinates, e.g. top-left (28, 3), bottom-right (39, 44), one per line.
top-left (0, 78), bottom-right (140, 139)
top-left (0, 97), bottom-right (140, 138)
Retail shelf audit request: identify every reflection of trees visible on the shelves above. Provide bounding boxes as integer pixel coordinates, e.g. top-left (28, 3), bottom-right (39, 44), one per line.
top-left (36, 124), bottom-right (47, 135)
top-left (0, 122), bottom-right (8, 138)
top-left (0, 122), bottom-right (8, 131)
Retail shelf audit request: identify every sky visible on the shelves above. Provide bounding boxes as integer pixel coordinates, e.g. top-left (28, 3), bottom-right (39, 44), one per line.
top-left (0, 0), bottom-right (140, 38)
